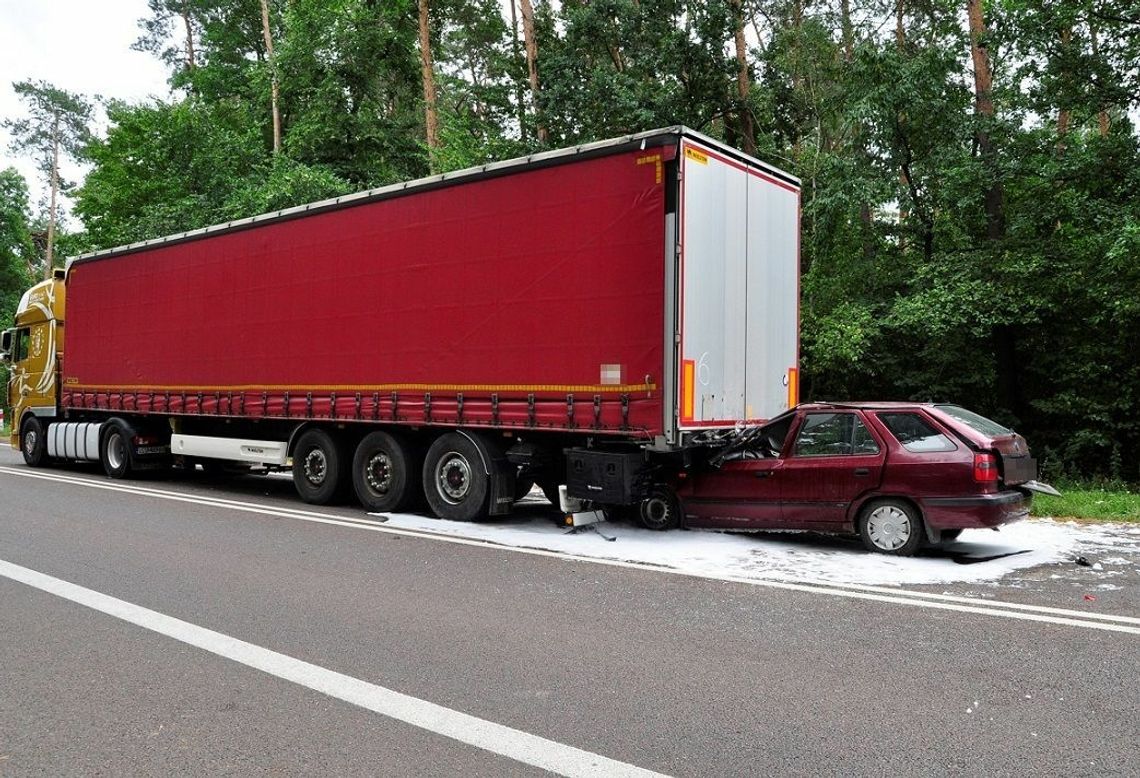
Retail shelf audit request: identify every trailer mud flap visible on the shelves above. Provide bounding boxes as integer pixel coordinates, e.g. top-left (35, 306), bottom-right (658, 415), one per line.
top-left (457, 431), bottom-right (516, 517)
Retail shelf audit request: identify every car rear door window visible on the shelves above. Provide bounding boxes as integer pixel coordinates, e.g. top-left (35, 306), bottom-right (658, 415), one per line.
top-left (933, 404), bottom-right (1012, 437)
top-left (793, 413), bottom-right (879, 457)
top-left (877, 412), bottom-right (957, 452)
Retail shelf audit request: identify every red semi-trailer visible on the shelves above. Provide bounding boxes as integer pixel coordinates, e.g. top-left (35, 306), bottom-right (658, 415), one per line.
top-left (3, 127), bottom-right (801, 526)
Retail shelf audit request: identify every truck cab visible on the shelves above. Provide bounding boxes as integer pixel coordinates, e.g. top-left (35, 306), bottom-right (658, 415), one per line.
top-left (3, 273), bottom-right (65, 451)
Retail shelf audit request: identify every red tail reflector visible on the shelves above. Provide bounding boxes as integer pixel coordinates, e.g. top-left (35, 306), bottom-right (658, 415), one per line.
top-left (973, 452), bottom-right (998, 483)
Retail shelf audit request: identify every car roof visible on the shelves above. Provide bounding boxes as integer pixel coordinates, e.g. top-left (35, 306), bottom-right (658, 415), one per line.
top-left (794, 401), bottom-right (940, 411)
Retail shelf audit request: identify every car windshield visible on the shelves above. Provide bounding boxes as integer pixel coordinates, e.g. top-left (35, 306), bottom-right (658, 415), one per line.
top-left (934, 405), bottom-right (1011, 437)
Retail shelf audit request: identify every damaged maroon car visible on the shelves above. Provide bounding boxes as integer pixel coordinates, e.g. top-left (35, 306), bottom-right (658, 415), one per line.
top-left (667, 402), bottom-right (1056, 555)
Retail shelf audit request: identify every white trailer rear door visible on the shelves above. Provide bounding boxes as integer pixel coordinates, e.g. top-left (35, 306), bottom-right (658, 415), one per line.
top-left (677, 139), bottom-right (799, 430)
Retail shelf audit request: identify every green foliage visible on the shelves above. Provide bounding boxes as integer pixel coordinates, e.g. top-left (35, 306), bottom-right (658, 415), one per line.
top-left (75, 98), bottom-right (264, 247)
top-left (3, 80), bottom-right (94, 184)
top-left (7, 0), bottom-right (1140, 484)
top-left (275, 0), bottom-right (428, 187)
top-left (0, 167), bottom-right (35, 409)
top-left (223, 156), bottom-right (353, 217)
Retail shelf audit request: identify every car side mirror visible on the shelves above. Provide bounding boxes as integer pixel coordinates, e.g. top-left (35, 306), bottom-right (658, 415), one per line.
top-left (0, 328), bottom-right (11, 363)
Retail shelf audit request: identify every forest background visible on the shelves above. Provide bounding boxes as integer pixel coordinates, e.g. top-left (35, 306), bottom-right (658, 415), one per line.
top-left (1, 0), bottom-right (1138, 486)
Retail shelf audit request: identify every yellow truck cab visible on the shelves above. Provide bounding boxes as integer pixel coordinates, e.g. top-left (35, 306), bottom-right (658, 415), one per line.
top-left (2, 271), bottom-right (65, 454)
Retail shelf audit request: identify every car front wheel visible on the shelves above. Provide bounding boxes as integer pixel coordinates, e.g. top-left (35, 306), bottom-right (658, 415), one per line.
top-left (859, 499), bottom-right (924, 555)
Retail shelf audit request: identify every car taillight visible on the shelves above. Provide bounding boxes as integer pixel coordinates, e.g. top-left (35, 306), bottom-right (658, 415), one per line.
top-left (973, 452), bottom-right (998, 483)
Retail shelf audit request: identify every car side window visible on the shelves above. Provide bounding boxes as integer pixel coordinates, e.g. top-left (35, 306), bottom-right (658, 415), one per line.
top-left (793, 412), bottom-right (880, 457)
top-left (877, 412), bottom-right (958, 452)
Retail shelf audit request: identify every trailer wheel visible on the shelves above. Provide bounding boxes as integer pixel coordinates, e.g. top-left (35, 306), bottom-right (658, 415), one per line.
top-left (292, 428), bottom-right (348, 505)
top-left (100, 422), bottom-right (134, 479)
top-left (423, 432), bottom-right (490, 521)
top-left (352, 431), bottom-right (416, 512)
top-left (20, 415), bottom-right (50, 467)
top-left (638, 487), bottom-right (681, 531)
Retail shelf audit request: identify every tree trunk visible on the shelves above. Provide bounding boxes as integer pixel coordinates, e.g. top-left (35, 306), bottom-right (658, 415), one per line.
top-left (417, 0), bottom-right (440, 165)
top-left (518, 0), bottom-right (547, 143)
top-left (842, 0), bottom-right (873, 258)
top-left (896, 1), bottom-right (909, 245)
top-left (181, 3), bottom-right (196, 72)
top-left (967, 0), bottom-right (1003, 241)
top-left (44, 114), bottom-right (59, 280)
top-left (730, 0), bottom-right (756, 156)
top-left (259, 0), bottom-right (281, 155)
top-left (1056, 25), bottom-right (1071, 150)
top-left (968, 0), bottom-right (1020, 418)
top-left (1089, 18), bottom-right (1110, 136)
top-left (507, 0), bottom-right (526, 141)
top-left (841, 0), bottom-right (854, 60)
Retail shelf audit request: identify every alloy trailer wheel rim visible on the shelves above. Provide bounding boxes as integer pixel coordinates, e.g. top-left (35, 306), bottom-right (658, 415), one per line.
top-left (303, 448), bottom-right (328, 486)
top-left (365, 452), bottom-right (393, 495)
top-left (436, 452), bottom-right (472, 505)
top-left (867, 505), bottom-right (912, 550)
top-left (106, 433), bottom-right (126, 471)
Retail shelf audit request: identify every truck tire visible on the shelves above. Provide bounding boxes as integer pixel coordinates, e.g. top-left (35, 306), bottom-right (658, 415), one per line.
top-left (20, 416), bottom-right (50, 467)
top-left (637, 486), bottom-right (682, 531)
top-left (423, 432), bottom-right (490, 521)
top-left (352, 430), bottom-right (416, 512)
top-left (292, 428), bottom-right (348, 505)
top-left (100, 422), bottom-right (134, 479)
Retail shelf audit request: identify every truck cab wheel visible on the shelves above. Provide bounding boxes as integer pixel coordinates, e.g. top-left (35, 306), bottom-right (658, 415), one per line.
top-left (352, 430), bottom-right (418, 512)
top-left (292, 428), bottom-right (349, 505)
top-left (100, 423), bottom-right (134, 479)
top-left (21, 416), bottom-right (50, 467)
top-left (423, 432), bottom-right (490, 521)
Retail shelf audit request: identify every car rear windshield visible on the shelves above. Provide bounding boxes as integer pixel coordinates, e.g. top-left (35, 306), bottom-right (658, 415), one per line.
top-left (877, 412), bottom-right (957, 453)
top-left (934, 405), bottom-right (1012, 437)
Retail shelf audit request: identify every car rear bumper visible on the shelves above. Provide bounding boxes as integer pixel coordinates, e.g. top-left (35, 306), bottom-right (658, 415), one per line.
top-left (922, 490), bottom-right (1031, 529)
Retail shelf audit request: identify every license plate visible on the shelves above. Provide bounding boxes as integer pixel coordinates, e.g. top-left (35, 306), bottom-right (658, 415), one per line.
top-left (1002, 455), bottom-right (1037, 484)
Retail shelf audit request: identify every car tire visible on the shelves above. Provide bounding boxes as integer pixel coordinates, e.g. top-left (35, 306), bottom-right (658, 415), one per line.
top-left (638, 486), bottom-right (682, 531)
top-left (292, 428), bottom-right (348, 505)
top-left (859, 498), bottom-right (924, 555)
top-left (423, 432), bottom-right (490, 521)
top-left (352, 430), bottom-right (415, 512)
top-left (100, 422), bottom-right (134, 479)
top-left (20, 415), bottom-right (50, 467)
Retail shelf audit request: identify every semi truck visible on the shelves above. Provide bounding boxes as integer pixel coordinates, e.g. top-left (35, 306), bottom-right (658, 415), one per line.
top-left (2, 127), bottom-right (800, 527)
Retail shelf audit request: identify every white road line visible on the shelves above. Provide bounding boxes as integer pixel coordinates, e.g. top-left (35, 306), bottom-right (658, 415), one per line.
top-left (0, 558), bottom-right (667, 778)
top-left (2, 465), bottom-right (1139, 635)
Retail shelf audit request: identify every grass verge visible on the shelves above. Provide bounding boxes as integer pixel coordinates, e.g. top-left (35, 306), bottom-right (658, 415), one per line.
top-left (1031, 483), bottom-right (1140, 522)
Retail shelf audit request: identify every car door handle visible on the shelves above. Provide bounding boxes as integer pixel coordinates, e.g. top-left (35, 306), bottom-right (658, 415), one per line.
top-left (853, 468), bottom-right (870, 477)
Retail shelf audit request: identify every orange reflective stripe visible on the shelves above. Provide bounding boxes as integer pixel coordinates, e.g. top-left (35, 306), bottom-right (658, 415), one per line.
top-left (681, 360), bottom-right (695, 420)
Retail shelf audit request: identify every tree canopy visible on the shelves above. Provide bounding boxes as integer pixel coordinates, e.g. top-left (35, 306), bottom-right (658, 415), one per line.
top-left (2, 0), bottom-right (1139, 481)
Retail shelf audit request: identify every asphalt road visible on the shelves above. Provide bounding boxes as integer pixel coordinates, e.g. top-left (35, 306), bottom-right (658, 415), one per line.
top-left (1, 444), bottom-right (1137, 776)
